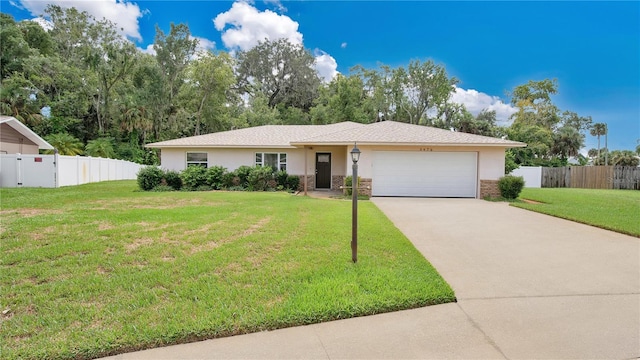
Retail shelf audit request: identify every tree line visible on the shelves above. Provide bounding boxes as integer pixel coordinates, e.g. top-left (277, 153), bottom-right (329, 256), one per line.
top-left (1, 7), bottom-right (636, 167)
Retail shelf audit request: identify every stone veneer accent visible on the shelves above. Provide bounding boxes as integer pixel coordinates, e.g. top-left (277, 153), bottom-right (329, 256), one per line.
top-left (358, 178), bottom-right (372, 197)
top-left (480, 179), bottom-right (500, 198)
top-left (297, 175), bottom-right (315, 192)
top-left (332, 175), bottom-right (345, 191)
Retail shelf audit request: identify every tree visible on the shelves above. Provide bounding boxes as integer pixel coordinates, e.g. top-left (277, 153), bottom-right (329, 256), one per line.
top-left (352, 64), bottom-right (395, 122)
top-left (85, 137), bottom-right (116, 158)
top-left (236, 39), bottom-right (320, 111)
top-left (45, 132), bottom-right (83, 155)
top-left (392, 59), bottom-right (458, 125)
top-left (589, 123), bottom-right (607, 163)
top-left (506, 122), bottom-right (554, 166)
top-left (152, 23), bottom-right (198, 139)
top-left (551, 126), bottom-right (582, 161)
top-left (310, 74), bottom-right (373, 124)
top-left (236, 91), bottom-right (281, 128)
top-left (607, 150), bottom-right (639, 167)
top-left (180, 51), bottom-right (236, 134)
top-left (510, 79), bottom-right (560, 130)
top-left (0, 13), bottom-right (33, 78)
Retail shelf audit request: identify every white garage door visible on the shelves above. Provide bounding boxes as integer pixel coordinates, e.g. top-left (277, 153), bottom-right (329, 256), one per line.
top-left (372, 151), bottom-right (477, 197)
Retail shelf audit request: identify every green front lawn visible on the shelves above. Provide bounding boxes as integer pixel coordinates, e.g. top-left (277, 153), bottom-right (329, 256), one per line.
top-left (514, 188), bottom-right (640, 237)
top-left (0, 181), bottom-right (454, 360)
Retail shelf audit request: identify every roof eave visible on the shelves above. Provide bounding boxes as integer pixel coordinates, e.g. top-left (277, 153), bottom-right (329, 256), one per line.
top-left (290, 141), bottom-right (527, 148)
top-left (145, 144), bottom-right (296, 149)
top-left (1, 117), bottom-right (54, 150)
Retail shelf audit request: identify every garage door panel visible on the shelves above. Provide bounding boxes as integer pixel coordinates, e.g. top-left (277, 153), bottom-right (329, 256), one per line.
top-left (372, 151), bottom-right (477, 197)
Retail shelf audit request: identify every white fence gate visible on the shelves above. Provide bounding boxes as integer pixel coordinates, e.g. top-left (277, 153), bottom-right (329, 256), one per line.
top-left (0, 154), bottom-right (143, 188)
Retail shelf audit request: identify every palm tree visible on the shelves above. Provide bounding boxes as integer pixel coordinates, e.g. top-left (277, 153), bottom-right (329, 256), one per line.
top-left (589, 123), bottom-right (607, 163)
top-left (551, 126), bottom-right (583, 162)
top-left (85, 137), bottom-right (116, 158)
top-left (44, 133), bottom-right (84, 155)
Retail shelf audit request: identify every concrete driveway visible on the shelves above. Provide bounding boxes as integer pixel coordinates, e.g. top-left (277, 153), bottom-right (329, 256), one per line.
top-left (104, 198), bottom-right (639, 360)
top-left (373, 198), bottom-right (639, 359)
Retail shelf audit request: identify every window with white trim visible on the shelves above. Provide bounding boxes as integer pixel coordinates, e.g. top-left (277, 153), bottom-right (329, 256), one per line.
top-left (186, 152), bottom-right (208, 168)
top-left (255, 152), bottom-right (287, 171)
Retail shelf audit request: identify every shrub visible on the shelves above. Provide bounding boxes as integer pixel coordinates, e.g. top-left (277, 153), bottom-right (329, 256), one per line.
top-left (233, 165), bottom-right (253, 188)
top-left (151, 185), bottom-right (174, 192)
top-left (163, 170), bottom-right (182, 190)
top-left (344, 176), bottom-right (361, 196)
top-left (195, 185), bottom-right (212, 191)
top-left (286, 175), bottom-right (300, 191)
top-left (205, 166), bottom-right (228, 190)
top-left (137, 166), bottom-right (164, 191)
top-left (181, 165), bottom-right (207, 190)
top-left (498, 175), bottom-right (525, 199)
top-left (247, 166), bottom-right (273, 191)
top-left (275, 170), bottom-right (289, 188)
top-left (221, 172), bottom-right (235, 189)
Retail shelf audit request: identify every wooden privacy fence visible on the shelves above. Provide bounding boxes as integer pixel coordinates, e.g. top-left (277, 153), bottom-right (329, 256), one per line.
top-left (541, 166), bottom-right (640, 190)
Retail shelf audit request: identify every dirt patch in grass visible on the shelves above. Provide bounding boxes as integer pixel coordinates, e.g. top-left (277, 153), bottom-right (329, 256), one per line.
top-left (189, 217), bottom-right (272, 255)
top-left (242, 217), bottom-right (271, 237)
top-left (125, 238), bottom-right (155, 252)
top-left (0, 209), bottom-right (63, 218)
top-left (521, 198), bottom-right (544, 204)
top-left (91, 198), bottom-right (227, 211)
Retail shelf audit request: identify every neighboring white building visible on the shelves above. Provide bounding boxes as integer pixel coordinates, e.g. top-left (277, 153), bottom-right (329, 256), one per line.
top-left (147, 121), bottom-right (525, 198)
top-left (0, 115), bottom-right (53, 154)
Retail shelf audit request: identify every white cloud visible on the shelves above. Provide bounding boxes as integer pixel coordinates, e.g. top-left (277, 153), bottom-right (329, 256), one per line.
top-left (138, 44), bottom-right (156, 56)
top-left (341, 42), bottom-right (347, 49)
top-left (314, 50), bottom-right (339, 83)
top-left (214, 2), bottom-right (339, 82)
top-left (194, 36), bottom-right (216, 54)
top-left (264, 0), bottom-right (287, 13)
top-left (449, 87), bottom-right (517, 124)
top-left (29, 17), bottom-right (53, 31)
top-left (213, 1), bottom-right (302, 51)
top-left (17, 0), bottom-right (144, 41)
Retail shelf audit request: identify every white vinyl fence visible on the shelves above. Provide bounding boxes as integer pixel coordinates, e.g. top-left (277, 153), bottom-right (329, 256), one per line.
top-left (0, 154), bottom-right (143, 188)
top-left (510, 166), bottom-right (542, 188)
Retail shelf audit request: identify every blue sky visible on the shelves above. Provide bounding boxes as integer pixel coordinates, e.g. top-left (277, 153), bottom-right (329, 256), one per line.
top-left (3, 0), bottom-right (639, 152)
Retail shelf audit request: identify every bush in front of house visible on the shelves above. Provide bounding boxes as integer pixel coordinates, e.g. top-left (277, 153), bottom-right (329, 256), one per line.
top-left (247, 166), bottom-right (274, 191)
top-left (163, 170), bottom-right (182, 190)
top-left (498, 175), bottom-right (525, 199)
top-left (138, 164), bottom-right (301, 193)
top-left (205, 165), bottom-right (228, 190)
top-left (180, 165), bottom-right (208, 190)
top-left (137, 166), bottom-right (164, 191)
top-left (286, 175), bottom-right (300, 191)
top-left (344, 175), bottom-right (361, 196)
top-left (233, 165), bottom-right (253, 188)
top-left (275, 170), bottom-right (288, 188)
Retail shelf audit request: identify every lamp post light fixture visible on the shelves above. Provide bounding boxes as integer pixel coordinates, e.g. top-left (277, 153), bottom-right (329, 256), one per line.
top-left (350, 143), bottom-right (361, 263)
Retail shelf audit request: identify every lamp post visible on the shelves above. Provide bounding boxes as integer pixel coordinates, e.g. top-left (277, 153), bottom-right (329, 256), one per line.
top-left (350, 143), bottom-right (361, 263)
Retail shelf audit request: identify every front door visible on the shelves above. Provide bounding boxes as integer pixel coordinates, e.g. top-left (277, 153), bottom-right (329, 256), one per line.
top-left (315, 153), bottom-right (331, 189)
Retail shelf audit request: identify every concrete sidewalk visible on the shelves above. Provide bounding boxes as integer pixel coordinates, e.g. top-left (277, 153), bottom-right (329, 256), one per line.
top-left (104, 198), bottom-right (639, 359)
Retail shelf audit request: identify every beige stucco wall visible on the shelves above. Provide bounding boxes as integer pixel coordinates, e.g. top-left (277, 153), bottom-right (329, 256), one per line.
top-left (0, 123), bottom-right (39, 154)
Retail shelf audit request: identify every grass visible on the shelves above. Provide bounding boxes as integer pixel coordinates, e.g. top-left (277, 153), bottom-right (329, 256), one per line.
top-left (0, 181), bottom-right (454, 360)
top-left (513, 188), bottom-right (640, 237)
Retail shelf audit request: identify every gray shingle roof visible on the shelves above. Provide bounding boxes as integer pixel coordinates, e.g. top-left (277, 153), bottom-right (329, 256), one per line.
top-left (146, 122), bottom-right (364, 148)
top-left (293, 121), bottom-right (525, 147)
top-left (147, 121), bottom-right (525, 148)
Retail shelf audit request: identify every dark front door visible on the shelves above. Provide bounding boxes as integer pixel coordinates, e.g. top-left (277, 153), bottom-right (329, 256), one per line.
top-left (315, 153), bottom-right (331, 189)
